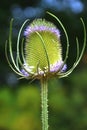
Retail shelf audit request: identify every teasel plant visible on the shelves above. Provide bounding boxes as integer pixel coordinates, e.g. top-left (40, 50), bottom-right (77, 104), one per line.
top-left (5, 12), bottom-right (86, 130)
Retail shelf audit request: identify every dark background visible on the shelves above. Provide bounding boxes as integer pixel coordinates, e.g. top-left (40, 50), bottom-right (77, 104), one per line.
top-left (0, 0), bottom-right (87, 130)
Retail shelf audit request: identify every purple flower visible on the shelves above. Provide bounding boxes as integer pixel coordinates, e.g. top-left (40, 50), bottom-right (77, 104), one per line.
top-left (24, 19), bottom-right (60, 39)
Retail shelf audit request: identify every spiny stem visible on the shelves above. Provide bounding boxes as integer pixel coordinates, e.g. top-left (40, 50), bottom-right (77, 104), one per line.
top-left (41, 77), bottom-right (48, 130)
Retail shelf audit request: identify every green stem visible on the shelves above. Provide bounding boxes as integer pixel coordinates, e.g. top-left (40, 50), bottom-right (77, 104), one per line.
top-left (41, 77), bottom-right (48, 130)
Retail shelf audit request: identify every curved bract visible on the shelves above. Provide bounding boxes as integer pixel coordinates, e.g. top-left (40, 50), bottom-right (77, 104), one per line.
top-left (58, 18), bottom-right (86, 78)
top-left (5, 12), bottom-right (86, 80)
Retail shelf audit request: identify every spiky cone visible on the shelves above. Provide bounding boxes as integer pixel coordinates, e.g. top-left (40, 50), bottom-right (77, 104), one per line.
top-left (5, 12), bottom-right (86, 130)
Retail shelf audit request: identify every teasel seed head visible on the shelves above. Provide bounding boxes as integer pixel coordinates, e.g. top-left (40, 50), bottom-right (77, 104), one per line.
top-left (5, 12), bottom-right (86, 80)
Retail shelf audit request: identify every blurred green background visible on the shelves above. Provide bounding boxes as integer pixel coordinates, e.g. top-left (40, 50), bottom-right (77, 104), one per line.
top-left (0, 0), bottom-right (87, 130)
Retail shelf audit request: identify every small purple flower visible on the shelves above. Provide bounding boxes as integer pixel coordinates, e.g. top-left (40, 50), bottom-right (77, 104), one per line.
top-left (24, 19), bottom-right (60, 39)
top-left (21, 69), bottom-right (29, 77)
top-left (50, 61), bottom-right (66, 73)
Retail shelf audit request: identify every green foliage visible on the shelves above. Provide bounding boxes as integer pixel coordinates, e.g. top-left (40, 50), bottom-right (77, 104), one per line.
top-left (0, 86), bottom-right (41, 130)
